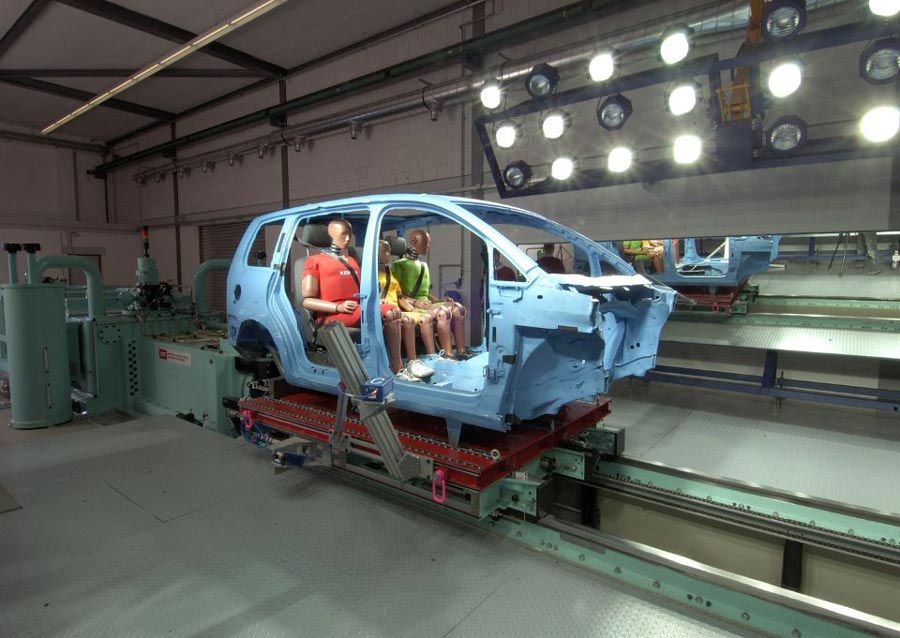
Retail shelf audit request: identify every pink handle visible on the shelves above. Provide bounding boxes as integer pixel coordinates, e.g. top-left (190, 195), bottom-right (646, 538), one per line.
top-left (241, 409), bottom-right (253, 431)
top-left (431, 469), bottom-right (447, 504)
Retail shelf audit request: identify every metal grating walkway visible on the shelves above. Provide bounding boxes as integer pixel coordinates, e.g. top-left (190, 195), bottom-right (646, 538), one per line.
top-left (0, 410), bottom-right (752, 638)
top-left (607, 384), bottom-right (900, 515)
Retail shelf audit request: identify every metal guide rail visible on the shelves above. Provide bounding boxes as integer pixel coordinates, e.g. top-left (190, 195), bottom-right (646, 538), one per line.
top-left (593, 458), bottom-right (900, 568)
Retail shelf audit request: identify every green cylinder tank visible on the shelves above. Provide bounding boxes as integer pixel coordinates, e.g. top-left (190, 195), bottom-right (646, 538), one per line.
top-left (2, 284), bottom-right (71, 428)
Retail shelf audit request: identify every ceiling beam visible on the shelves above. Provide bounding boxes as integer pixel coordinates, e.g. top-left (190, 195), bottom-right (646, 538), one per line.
top-left (0, 0), bottom-right (52, 59)
top-left (0, 68), bottom-right (263, 78)
top-left (0, 128), bottom-right (106, 152)
top-left (1, 77), bottom-right (176, 120)
top-left (54, 0), bottom-right (285, 78)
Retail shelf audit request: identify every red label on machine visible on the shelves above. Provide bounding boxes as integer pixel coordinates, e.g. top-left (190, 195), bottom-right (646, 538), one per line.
top-left (158, 348), bottom-right (191, 367)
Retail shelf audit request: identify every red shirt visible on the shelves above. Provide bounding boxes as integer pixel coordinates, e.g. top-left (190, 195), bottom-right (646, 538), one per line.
top-left (302, 252), bottom-right (361, 327)
top-left (537, 255), bottom-right (566, 274)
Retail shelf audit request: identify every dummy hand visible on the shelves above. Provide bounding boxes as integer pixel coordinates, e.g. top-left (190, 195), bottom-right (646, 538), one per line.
top-left (414, 299), bottom-right (431, 309)
top-left (335, 300), bottom-right (358, 313)
top-left (443, 296), bottom-right (455, 303)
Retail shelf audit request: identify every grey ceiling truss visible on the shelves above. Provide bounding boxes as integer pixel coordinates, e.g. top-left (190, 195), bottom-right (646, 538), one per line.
top-left (0, 0), bottom-right (52, 59)
top-left (1, 77), bottom-right (176, 120)
top-left (0, 68), bottom-right (263, 78)
top-left (54, 0), bottom-right (286, 78)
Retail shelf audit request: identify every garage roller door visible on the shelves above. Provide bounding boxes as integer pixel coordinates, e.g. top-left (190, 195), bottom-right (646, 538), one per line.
top-left (199, 222), bottom-right (264, 312)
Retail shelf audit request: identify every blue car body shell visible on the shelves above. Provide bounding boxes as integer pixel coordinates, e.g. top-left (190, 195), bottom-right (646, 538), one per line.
top-left (655, 236), bottom-right (780, 289)
top-left (227, 194), bottom-right (675, 435)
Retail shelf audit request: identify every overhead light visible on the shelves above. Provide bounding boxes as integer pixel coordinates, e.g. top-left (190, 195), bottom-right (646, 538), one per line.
top-left (766, 116), bottom-right (807, 155)
top-left (349, 121), bottom-right (362, 140)
top-left (177, 166), bottom-right (189, 179)
top-left (503, 161), bottom-right (533, 190)
top-left (480, 81), bottom-right (502, 109)
top-left (228, 153), bottom-right (240, 167)
top-left (201, 161), bottom-right (213, 173)
top-left (525, 63), bottom-right (559, 99)
top-left (427, 100), bottom-right (442, 122)
top-left (551, 156), bottom-right (575, 180)
top-left (154, 172), bottom-right (164, 184)
top-left (860, 105), bottom-right (900, 143)
top-left (607, 146), bottom-right (633, 173)
top-left (134, 174), bottom-right (146, 187)
top-left (859, 38), bottom-right (900, 85)
top-left (588, 51), bottom-right (615, 82)
top-left (666, 82), bottom-right (699, 116)
top-left (495, 121), bottom-right (519, 149)
top-left (673, 134), bottom-right (702, 165)
top-left (40, 0), bottom-right (288, 135)
top-left (596, 94), bottom-right (632, 131)
top-left (768, 59), bottom-right (803, 98)
top-left (659, 24), bottom-right (692, 65)
top-left (762, 0), bottom-right (806, 41)
top-left (294, 137), bottom-right (306, 152)
top-left (257, 144), bottom-right (268, 158)
top-left (868, 0), bottom-right (900, 18)
top-left (540, 111), bottom-right (569, 140)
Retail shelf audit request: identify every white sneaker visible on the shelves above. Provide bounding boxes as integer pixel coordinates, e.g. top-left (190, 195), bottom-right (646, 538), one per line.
top-left (405, 359), bottom-right (434, 379)
top-left (395, 368), bottom-right (421, 382)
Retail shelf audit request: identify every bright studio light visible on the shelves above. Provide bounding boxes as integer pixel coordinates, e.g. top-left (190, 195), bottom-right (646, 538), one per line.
top-left (673, 134), bottom-right (702, 164)
top-left (667, 83), bottom-right (698, 116)
top-left (541, 111), bottom-right (568, 139)
top-left (607, 146), bottom-right (633, 173)
top-left (860, 106), bottom-right (900, 143)
top-left (659, 25), bottom-right (691, 65)
top-left (551, 156), bottom-right (575, 180)
top-left (589, 51), bottom-right (615, 82)
top-left (495, 121), bottom-right (518, 148)
top-left (480, 82), bottom-right (502, 109)
top-left (869, 0), bottom-right (900, 17)
top-left (768, 60), bottom-right (803, 98)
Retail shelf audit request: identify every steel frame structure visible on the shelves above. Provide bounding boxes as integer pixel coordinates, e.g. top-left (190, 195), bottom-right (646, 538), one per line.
top-left (475, 20), bottom-right (900, 199)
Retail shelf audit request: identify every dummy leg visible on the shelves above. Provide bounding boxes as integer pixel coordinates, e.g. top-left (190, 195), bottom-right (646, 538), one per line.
top-left (433, 307), bottom-right (454, 355)
top-left (449, 304), bottom-right (467, 357)
top-left (400, 315), bottom-right (417, 361)
top-left (418, 314), bottom-right (436, 355)
top-left (383, 309), bottom-right (403, 373)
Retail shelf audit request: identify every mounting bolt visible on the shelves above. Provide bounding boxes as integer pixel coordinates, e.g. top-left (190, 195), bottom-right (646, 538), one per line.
top-left (613, 566), bottom-right (621, 574)
top-left (791, 630), bottom-right (801, 638)
top-left (578, 554), bottom-right (585, 562)
top-left (515, 531), bottom-right (522, 538)
top-left (741, 612), bottom-right (751, 621)
top-left (652, 581), bottom-right (660, 589)
top-left (696, 596), bottom-right (704, 605)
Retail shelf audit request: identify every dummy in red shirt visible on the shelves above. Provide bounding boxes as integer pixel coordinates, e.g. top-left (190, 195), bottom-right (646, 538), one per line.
top-left (302, 252), bottom-right (396, 327)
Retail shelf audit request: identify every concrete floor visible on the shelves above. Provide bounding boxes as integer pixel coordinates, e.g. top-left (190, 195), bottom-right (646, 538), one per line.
top-left (0, 409), bottom-right (754, 638)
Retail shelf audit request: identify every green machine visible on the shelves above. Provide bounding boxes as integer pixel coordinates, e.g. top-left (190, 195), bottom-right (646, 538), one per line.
top-left (0, 231), bottom-right (255, 434)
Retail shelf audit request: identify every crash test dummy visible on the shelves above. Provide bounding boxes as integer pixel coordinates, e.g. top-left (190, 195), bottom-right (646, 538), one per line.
top-left (301, 219), bottom-right (404, 373)
top-left (390, 228), bottom-right (469, 359)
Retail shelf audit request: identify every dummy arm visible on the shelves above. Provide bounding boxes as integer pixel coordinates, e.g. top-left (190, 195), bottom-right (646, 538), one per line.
top-left (301, 274), bottom-right (357, 314)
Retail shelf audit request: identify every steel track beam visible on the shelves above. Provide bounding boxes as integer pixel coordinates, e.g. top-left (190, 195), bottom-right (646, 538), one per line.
top-left (0, 68), bottom-right (262, 78)
top-left (1, 77), bottom-right (175, 120)
top-left (0, 0), bottom-right (52, 60)
top-left (54, 0), bottom-right (284, 78)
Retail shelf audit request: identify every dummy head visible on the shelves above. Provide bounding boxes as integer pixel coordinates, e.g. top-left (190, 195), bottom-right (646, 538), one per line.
top-left (378, 239), bottom-right (391, 265)
top-left (328, 219), bottom-right (352, 250)
top-left (541, 242), bottom-right (555, 257)
top-left (407, 228), bottom-right (431, 256)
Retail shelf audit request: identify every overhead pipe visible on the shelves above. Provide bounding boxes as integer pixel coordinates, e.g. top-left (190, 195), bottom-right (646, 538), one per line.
top-left (29, 255), bottom-right (105, 320)
top-left (3, 243), bottom-right (21, 284)
top-left (194, 259), bottom-right (232, 315)
top-left (129, 0), bottom-right (850, 180)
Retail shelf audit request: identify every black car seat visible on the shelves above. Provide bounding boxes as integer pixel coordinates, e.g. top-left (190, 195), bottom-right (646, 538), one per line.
top-left (292, 223), bottom-right (361, 352)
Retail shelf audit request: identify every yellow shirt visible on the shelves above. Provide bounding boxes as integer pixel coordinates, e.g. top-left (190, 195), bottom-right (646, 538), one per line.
top-left (378, 268), bottom-right (403, 306)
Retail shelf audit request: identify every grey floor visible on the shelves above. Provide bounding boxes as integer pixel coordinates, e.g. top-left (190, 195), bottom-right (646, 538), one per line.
top-left (0, 410), bottom-right (753, 638)
top-left (609, 382), bottom-right (900, 514)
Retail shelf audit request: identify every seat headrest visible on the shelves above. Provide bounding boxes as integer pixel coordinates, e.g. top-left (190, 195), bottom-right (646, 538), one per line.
top-left (387, 235), bottom-right (407, 257)
top-left (299, 223), bottom-right (330, 248)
